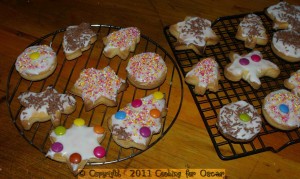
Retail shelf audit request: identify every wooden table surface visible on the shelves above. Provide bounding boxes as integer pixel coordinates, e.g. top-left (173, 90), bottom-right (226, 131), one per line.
top-left (1, 0), bottom-right (300, 178)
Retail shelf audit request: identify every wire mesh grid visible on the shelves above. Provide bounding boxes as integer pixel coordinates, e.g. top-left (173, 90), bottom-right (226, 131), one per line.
top-left (6, 24), bottom-right (183, 165)
top-left (164, 11), bottom-right (300, 160)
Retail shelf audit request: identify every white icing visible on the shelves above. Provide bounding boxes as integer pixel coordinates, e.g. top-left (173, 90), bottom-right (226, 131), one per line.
top-left (46, 125), bottom-right (104, 171)
top-left (288, 70), bottom-right (300, 96)
top-left (218, 101), bottom-right (262, 140)
top-left (111, 93), bottom-right (165, 145)
top-left (263, 89), bottom-right (300, 128)
top-left (227, 51), bottom-right (279, 85)
top-left (239, 14), bottom-right (267, 39)
top-left (176, 16), bottom-right (216, 47)
top-left (15, 45), bottom-right (56, 75)
top-left (272, 30), bottom-right (300, 58)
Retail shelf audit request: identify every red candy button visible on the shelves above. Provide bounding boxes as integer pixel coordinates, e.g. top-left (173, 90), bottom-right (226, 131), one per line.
top-left (93, 146), bottom-right (106, 158)
top-left (150, 109), bottom-right (161, 118)
top-left (132, 99), bottom-right (142, 108)
top-left (239, 58), bottom-right (250, 66)
top-left (69, 153), bottom-right (82, 164)
top-left (251, 54), bottom-right (261, 62)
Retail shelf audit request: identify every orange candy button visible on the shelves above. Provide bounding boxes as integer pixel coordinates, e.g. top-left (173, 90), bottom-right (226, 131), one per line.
top-left (94, 125), bottom-right (105, 134)
top-left (150, 109), bottom-right (161, 118)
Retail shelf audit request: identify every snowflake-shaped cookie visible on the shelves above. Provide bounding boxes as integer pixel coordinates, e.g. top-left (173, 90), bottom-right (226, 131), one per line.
top-left (224, 50), bottom-right (280, 89)
top-left (46, 118), bottom-right (106, 175)
top-left (18, 86), bottom-right (76, 130)
top-left (70, 66), bottom-right (128, 111)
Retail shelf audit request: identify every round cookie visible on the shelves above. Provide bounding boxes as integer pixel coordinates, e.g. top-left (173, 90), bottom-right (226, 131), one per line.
top-left (271, 30), bottom-right (300, 62)
top-left (217, 101), bottom-right (262, 142)
top-left (262, 89), bottom-right (300, 131)
top-left (126, 52), bottom-right (167, 89)
top-left (15, 45), bottom-right (57, 81)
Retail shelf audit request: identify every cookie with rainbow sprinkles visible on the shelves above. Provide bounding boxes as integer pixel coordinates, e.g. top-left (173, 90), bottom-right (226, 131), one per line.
top-left (70, 66), bottom-right (128, 111)
top-left (108, 91), bottom-right (167, 150)
top-left (46, 118), bottom-right (106, 175)
top-left (103, 27), bottom-right (140, 60)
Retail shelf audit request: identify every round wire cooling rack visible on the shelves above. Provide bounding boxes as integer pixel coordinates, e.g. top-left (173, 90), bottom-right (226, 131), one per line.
top-left (6, 24), bottom-right (184, 165)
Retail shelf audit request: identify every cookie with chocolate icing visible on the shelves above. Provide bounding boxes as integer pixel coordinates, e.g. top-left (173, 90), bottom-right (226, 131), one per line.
top-left (63, 22), bottom-right (97, 60)
top-left (169, 16), bottom-right (219, 56)
top-left (235, 14), bottom-right (268, 49)
top-left (217, 101), bottom-right (262, 142)
top-left (18, 86), bottom-right (76, 130)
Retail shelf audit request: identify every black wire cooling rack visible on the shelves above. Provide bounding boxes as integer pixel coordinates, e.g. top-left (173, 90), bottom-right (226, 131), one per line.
top-left (164, 11), bottom-right (300, 160)
top-left (6, 24), bottom-right (183, 165)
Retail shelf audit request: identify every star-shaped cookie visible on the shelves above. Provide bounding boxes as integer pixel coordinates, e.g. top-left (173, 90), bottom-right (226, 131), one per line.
top-left (224, 50), bottom-right (280, 89)
top-left (185, 57), bottom-right (220, 95)
top-left (46, 118), bottom-right (106, 175)
top-left (18, 86), bottom-right (76, 130)
top-left (70, 66), bottom-right (128, 111)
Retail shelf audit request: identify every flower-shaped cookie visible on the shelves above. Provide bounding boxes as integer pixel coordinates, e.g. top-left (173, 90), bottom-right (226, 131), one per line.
top-left (224, 50), bottom-right (280, 89)
top-left (70, 66), bottom-right (128, 111)
top-left (18, 86), bottom-right (76, 130)
top-left (46, 118), bottom-right (106, 175)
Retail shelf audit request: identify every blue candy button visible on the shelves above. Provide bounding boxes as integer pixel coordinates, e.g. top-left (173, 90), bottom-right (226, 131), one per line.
top-left (115, 111), bottom-right (126, 120)
top-left (279, 104), bottom-right (289, 114)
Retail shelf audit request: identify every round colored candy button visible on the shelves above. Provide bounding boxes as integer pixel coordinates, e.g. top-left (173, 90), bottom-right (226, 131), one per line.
top-left (54, 126), bottom-right (66, 136)
top-left (51, 142), bottom-right (63, 153)
top-left (239, 58), bottom-right (250, 66)
top-left (93, 146), bottom-right (106, 158)
top-left (69, 153), bottom-right (82, 164)
top-left (153, 91), bottom-right (164, 100)
top-left (239, 113), bottom-right (251, 122)
top-left (29, 52), bottom-right (40, 60)
top-left (74, 118), bottom-right (85, 126)
top-left (140, 126), bottom-right (151, 138)
top-left (150, 109), bottom-right (161, 118)
top-left (132, 99), bottom-right (142, 108)
top-left (279, 104), bottom-right (289, 114)
top-left (93, 125), bottom-right (105, 134)
top-left (251, 54), bottom-right (261, 62)
top-left (115, 111), bottom-right (126, 120)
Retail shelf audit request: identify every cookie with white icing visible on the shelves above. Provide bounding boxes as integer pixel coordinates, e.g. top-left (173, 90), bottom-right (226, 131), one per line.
top-left (18, 86), bottom-right (76, 130)
top-left (103, 27), bottom-right (140, 60)
top-left (271, 30), bottom-right (300, 62)
top-left (185, 57), bottom-right (220, 95)
top-left (126, 52), bottom-right (167, 89)
top-left (63, 22), bottom-right (97, 60)
top-left (284, 69), bottom-right (300, 97)
top-left (224, 50), bottom-right (280, 89)
top-left (217, 101), bottom-right (262, 142)
top-left (262, 89), bottom-right (300, 130)
top-left (236, 14), bottom-right (268, 49)
top-left (46, 118), bottom-right (106, 175)
top-left (108, 91), bottom-right (167, 150)
top-left (15, 45), bottom-right (57, 81)
top-left (70, 66), bottom-right (128, 111)
top-left (169, 16), bottom-right (220, 55)
top-left (266, 1), bottom-right (300, 31)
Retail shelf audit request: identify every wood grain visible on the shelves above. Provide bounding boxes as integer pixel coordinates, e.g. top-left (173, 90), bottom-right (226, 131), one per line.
top-left (1, 0), bottom-right (300, 178)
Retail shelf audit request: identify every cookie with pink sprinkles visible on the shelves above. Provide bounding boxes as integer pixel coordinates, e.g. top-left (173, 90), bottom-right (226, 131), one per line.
top-left (185, 57), bottom-right (220, 95)
top-left (70, 66), bottom-right (128, 111)
top-left (103, 27), bottom-right (140, 60)
top-left (126, 52), bottom-right (167, 89)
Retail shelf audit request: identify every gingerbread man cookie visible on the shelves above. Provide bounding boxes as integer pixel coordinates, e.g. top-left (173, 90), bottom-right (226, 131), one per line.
top-left (63, 22), bottom-right (97, 60)
top-left (70, 66), bottom-right (128, 111)
top-left (284, 69), bottom-right (300, 97)
top-left (224, 50), bottom-right (280, 89)
top-left (169, 16), bottom-right (219, 55)
top-left (235, 14), bottom-right (268, 49)
top-left (266, 1), bottom-right (300, 31)
top-left (262, 89), bottom-right (300, 130)
top-left (103, 27), bottom-right (141, 60)
top-left (185, 57), bottom-right (220, 95)
top-left (108, 91), bottom-right (167, 150)
top-left (46, 118), bottom-right (106, 175)
top-left (18, 86), bottom-right (76, 130)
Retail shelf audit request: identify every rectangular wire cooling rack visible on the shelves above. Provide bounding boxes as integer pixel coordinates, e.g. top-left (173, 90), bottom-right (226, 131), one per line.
top-left (164, 11), bottom-right (300, 160)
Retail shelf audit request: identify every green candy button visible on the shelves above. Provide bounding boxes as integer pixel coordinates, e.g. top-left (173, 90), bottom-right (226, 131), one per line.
top-left (54, 126), bottom-right (66, 135)
top-left (239, 113), bottom-right (251, 122)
